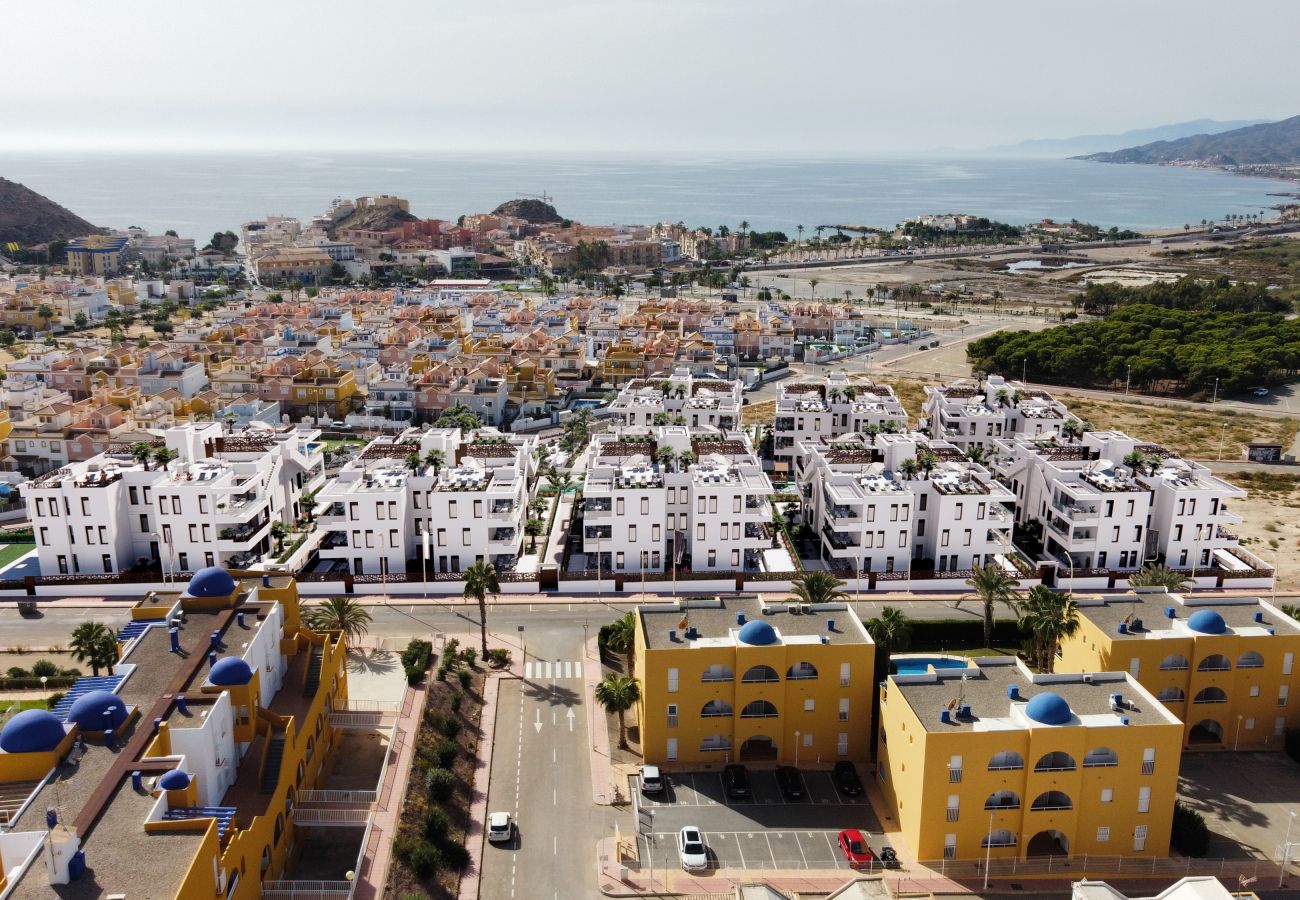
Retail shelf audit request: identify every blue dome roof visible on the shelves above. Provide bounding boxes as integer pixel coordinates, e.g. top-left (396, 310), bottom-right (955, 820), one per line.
top-left (737, 620), bottom-right (778, 646)
top-left (159, 769), bottom-right (191, 790)
top-left (0, 708), bottom-right (66, 753)
top-left (186, 567), bottom-right (237, 598)
top-left (0, 483), bottom-right (12, 499)
top-left (67, 690), bottom-right (128, 731)
top-left (209, 657), bottom-right (254, 686)
top-left (1025, 692), bottom-right (1073, 725)
top-left (1188, 609), bottom-right (1227, 635)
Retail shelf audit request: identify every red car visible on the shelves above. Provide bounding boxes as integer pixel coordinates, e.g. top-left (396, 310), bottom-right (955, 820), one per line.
top-left (837, 829), bottom-right (875, 869)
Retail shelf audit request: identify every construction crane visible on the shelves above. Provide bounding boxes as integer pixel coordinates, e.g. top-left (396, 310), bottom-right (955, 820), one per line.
top-left (514, 191), bottom-right (554, 205)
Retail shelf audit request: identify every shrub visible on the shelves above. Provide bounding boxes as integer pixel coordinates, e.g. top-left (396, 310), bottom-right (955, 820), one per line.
top-left (45, 691), bottom-right (64, 710)
top-left (409, 841), bottom-right (441, 879)
top-left (7, 667), bottom-right (29, 679)
top-left (435, 665), bottom-right (448, 682)
top-left (438, 840), bottom-right (470, 871)
top-left (425, 767), bottom-right (455, 802)
top-left (461, 647), bottom-right (477, 669)
top-left (422, 807), bottom-right (449, 842)
top-left (1171, 802), bottom-right (1210, 857)
top-left (393, 833), bottom-right (420, 864)
top-left (458, 669), bottom-right (472, 690)
top-left (434, 738), bottom-right (458, 768)
top-left (486, 647), bottom-right (512, 668)
top-left (424, 709), bottom-right (445, 731)
top-left (450, 691), bottom-right (462, 714)
top-left (440, 716), bottom-right (462, 740)
top-left (30, 660), bottom-right (59, 678)
top-left (401, 639), bottom-right (434, 684)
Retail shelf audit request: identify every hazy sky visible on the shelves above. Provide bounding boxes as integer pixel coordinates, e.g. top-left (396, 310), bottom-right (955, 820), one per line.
top-left (5, 0), bottom-right (1297, 155)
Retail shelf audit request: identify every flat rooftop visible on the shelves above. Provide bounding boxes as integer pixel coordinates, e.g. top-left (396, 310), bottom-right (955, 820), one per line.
top-left (640, 597), bottom-right (871, 651)
top-left (891, 657), bottom-right (1177, 733)
top-left (1073, 592), bottom-right (1300, 642)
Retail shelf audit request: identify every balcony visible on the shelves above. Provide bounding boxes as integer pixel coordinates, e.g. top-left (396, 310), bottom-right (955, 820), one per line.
top-left (489, 527), bottom-right (517, 546)
top-left (321, 531), bottom-right (348, 550)
top-left (828, 505), bottom-right (858, 522)
top-left (822, 525), bottom-right (857, 550)
top-left (584, 526), bottom-right (612, 541)
top-left (489, 502), bottom-right (518, 519)
top-left (218, 518), bottom-right (270, 548)
top-left (745, 522), bottom-right (772, 541)
top-left (585, 498), bottom-right (613, 512)
top-left (1051, 500), bottom-right (1097, 521)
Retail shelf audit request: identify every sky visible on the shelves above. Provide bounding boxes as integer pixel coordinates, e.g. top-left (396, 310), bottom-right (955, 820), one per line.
top-left (3, 0), bottom-right (1298, 155)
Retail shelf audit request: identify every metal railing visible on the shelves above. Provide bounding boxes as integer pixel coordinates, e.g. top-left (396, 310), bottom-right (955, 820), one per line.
top-left (262, 880), bottom-right (352, 899)
top-left (293, 808), bottom-right (370, 825)
top-left (920, 853), bottom-right (1292, 881)
top-left (298, 790), bottom-right (378, 804)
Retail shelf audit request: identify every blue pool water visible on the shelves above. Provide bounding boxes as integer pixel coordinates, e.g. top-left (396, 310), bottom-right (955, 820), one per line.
top-left (891, 656), bottom-right (968, 675)
top-left (571, 399), bottom-right (604, 410)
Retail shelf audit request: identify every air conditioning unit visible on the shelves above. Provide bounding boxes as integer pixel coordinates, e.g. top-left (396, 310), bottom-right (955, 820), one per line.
top-left (800, 604), bottom-right (812, 615)
top-left (1082, 674), bottom-right (1093, 683)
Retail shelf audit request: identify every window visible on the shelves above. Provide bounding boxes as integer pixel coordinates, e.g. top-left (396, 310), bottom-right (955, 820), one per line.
top-left (987, 751), bottom-right (1024, 771)
top-left (667, 668), bottom-right (678, 693)
top-left (1277, 716), bottom-right (1287, 736)
top-left (949, 754), bottom-right (963, 783)
top-left (708, 550), bottom-right (716, 567)
top-left (1251, 685), bottom-right (1261, 697)
top-left (1285, 652), bottom-right (1295, 676)
top-left (101, 554), bottom-right (112, 573)
top-left (802, 733), bottom-right (813, 747)
top-left (837, 733), bottom-right (849, 755)
top-left (946, 795), bottom-right (960, 821)
top-left (1097, 826), bottom-right (1110, 843)
top-left (178, 552), bottom-right (189, 570)
top-left (666, 738), bottom-right (678, 760)
top-left (462, 528), bottom-right (470, 546)
top-left (804, 698), bottom-right (815, 712)
top-left (1133, 825), bottom-right (1148, 852)
top-left (1142, 748), bottom-right (1155, 775)
top-left (701, 664), bottom-right (733, 683)
top-left (628, 525), bottom-right (636, 542)
top-left (943, 835), bottom-right (956, 859)
top-left (1101, 788), bottom-right (1113, 803)
top-left (839, 698), bottom-right (850, 721)
top-left (787, 661), bottom-right (818, 680)
top-left (741, 665), bottom-right (779, 683)
top-left (1280, 685), bottom-right (1290, 707)
top-left (652, 525), bottom-right (661, 542)
top-left (941, 529), bottom-right (950, 547)
top-left (643, 497), bottom-right (650, 515)
top-left (840, 662), bottom-right (850, 687)
top-left (1137, 786), bottom-right (1150, 813)
top-left (666, 704), bottom-right (678, 727)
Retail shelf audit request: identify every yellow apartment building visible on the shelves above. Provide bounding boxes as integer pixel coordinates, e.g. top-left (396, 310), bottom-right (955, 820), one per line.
top-left (877, 657), bottom-right (1182, 862)
top-left (634, 597), bottom-right (875, 766)
top-left (1058, 590), bottom-right (1300, 749)
top-left (66, 235), bottom-right (128, 276)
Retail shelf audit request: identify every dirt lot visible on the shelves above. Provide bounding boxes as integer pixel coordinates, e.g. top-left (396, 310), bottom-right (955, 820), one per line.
top-left (1220, 470), bottom-right (1300, 592)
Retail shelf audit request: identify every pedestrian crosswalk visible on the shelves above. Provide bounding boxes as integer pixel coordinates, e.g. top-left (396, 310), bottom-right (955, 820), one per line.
top-left (524, 660), bottom-right (585, 681)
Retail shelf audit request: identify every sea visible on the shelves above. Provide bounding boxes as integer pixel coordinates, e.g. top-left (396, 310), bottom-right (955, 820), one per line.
top-left (1, 151), bottom-right (1294, 243)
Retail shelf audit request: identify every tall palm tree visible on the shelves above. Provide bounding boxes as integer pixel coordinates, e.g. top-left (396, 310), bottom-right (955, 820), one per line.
top-left (594, 673), bottom-right (641, 749)
top-left (898, 457), bottom-right (920, 480)
top-left (960, 563), bottom-right (1021, 650)
top-left (129, 441), bottom-right (154, 469)
top-left (791, 570), bottom-right (848, 606)
top-left (655, 447), bottom-right (676, 471)
top-left (1128, 564), bottom-right (1191, 592)
top-left (463, 560), bottom-right (500, 655)
top-left (809, 278), bottom-right (820, 302)
top-left (524, 517), bottom-right (545, 553)
top-left (677, 450), bottom-right (696, 471)
top-left (69, 621), bottom-right (117, 677)
top-left (424, 449), bottom-right (446, 475)
top-left (303, 596), bottom-right (374, 646)
top-left (1017, 585), bottom-right (1080, 673)
top-left (603, 612), bottom-right (636, 673)
top-left (404, 452), bottom-right (422, 472)
top-left (865, 606), bottom-right (913, 659)
top-left (917, 449), bottom-right (939, 479)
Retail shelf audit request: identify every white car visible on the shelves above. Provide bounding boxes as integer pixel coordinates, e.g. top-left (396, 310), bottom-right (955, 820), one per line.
top-left (1253, 387), bottom-right (1270, 397)
top-left (486, 811), bottom-right (513, 843)
top-left (640, 765), bottom-right (664, 794)
top-left (678, 826), bottom-right (708, 871)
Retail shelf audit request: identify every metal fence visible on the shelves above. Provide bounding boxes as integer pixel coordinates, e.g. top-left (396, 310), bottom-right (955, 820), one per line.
top-left (262, 880), bottom-right (352, 899)
top-left (919, 853), bottom-right (1291, 881)
top-left (297, 789), bottom-right (378, 805)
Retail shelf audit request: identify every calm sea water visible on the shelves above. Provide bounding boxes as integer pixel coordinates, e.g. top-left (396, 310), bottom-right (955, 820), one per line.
top-left (0, 152), bottom-right (1293, 243)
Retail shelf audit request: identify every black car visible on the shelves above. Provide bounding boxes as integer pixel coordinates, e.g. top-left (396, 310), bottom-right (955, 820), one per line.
top-left (833, 761), bottom-right (863, 796)
top-left (775, 765), bottom-right (804, 800)
top-left (878, 846), bottom-right (900, 869)
top-left (723, 764), bottom-right (750, 799)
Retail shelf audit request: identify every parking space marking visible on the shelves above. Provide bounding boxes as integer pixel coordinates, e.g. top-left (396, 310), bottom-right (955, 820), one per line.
top-left (823, 831), bottom-right (842, 868)
top-left (793, 832), bottom-right (808, 868)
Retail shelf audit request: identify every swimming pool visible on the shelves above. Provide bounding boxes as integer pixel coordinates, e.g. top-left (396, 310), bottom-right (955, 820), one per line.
top-left (890, 656), bottom-right (969, 676)
top-left (571, 399), bottom-right (605, 410)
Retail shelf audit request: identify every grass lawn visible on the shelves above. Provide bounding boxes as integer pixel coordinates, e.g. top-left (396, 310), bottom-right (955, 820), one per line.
top-left (322, 439), bottom-right (366, 453)
top-left (0, 699), bottom-right (51, 713)
top-left (0, 544), bottom-right (33, 569)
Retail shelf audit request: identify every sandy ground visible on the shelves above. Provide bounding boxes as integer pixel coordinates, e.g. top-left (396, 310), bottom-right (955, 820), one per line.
top-left (1222, 473), bottom-right (1300, 592)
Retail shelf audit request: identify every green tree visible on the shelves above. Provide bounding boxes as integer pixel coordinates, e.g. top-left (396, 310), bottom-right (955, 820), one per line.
top-left (36, 304), bottom-right (55, 332)
top-left (1017, 585), bottom-right (1080, 672)
top-left (152, 447), bottom-right (177, 469)
top-left (960, 563), bottom-right (1021, 650)
top-left (405, 452), bottom-right (422, 472)
top-left (423, 449), bottom-right (447, 475)
top-left (129, 441), bottom-right (154, 469)
top-left (524, 517), bottom-right (545, 553)
top-left (303, 596), bottom-right (374, 646)
top-left (463, 561), bottom-right (500, 656)
top-left (1128, 564), bottom-right (1191, 591)
top-left (594, 673), bottom-right (641, 750)
top-left (791, 570), bottom-right (848, 606)
top-left (603, 612), bottom-right (636, 673)
top-left (865, 606), bottom-right (913, 659)
top-left (69, 622), bottom-right (117, 677)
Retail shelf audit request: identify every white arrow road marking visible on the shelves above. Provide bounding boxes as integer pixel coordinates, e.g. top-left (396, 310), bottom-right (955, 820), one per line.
top-left (566, 707), bottom-right (576, 732)
top-left (533, 708), bottom-right (543, 733)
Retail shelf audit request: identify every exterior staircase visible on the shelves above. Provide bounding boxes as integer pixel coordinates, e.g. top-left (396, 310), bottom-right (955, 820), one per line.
top-left (260, 732), bottom-right (286, 793)
top-left (304, 649), bottom-right (324, 697)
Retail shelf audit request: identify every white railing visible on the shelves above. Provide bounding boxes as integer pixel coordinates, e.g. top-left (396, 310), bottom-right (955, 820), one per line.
top-left (298, 790), bottom-right (378, 804)
top-left (338, 699), bottom-right (401, 712)
top-left (294, 808), bottom-right (371, 825)
top-left (329, 712), bottom-right (387, 728)
top-left (262, 880), bottom-right (352, 899)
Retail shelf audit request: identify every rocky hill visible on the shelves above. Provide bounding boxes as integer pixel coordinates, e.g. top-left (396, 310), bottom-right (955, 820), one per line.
top-left (492, 198), bottom-right (561, 224)
top-left (326, 202), bottom-right (417, 238)
top-left (1078, 114), bottom-right (1300, 166)
top-left (0, 177), bottom-right (101, 246)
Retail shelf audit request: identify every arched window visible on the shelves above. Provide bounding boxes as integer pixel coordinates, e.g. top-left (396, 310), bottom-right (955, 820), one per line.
top-left (740, 700), bottom-right (779, 718)
top-left (1083, 747), bottom-right (1119, 767)
top-left (1198, 654), bottom-right (1232, 672)
top-left (982, 829), bottom-right (1017, 848)
top-left (273, 814), bottom-right (283, 844)
top-left (305, 736), bottom-right (315, 763)
top-left (1030, 790), bottom-right (1073, 811)
top-left (1159, 653), bottom-right (1190, 671)
top-left (1193, 686), bottom-right (1228, 704)
top-left (1237, 651), bottom-right (1265, 669)
top-left (700, 699), bottom-right (733, 718)
top-left (1157, 686), bottom-right (1185, 702)
top-left (260, 846), bottom-right (271, 872)
top-left (786, 661), bottom-right (819, 681)
top-left (987, 750), bottom-right (1024, 771)
top-left (741, 665), bottom-right (780, 683)
top-left (984, 790), bottom-right (1020, 810)
top-left (701, 664), bottom-right (734, 683)
top-left (1034, 751), bottom-right (1076, 772)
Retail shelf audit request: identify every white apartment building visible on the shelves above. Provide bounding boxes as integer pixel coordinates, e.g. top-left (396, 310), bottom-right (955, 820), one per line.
top-left (796, 431), bottom-right (1015, 574)
top-left (579, 427), bottom-right (773, 575)
top-left (773, 373), bottom-right (908, 472)
top-left (314, 427), bottom-right (534, 575)
top-left (923, 375), bottom-right (1070, 452)
top-left (610, 369), bottom-right (742, 431)
top-left (24, 423), bottom-right (325, 576)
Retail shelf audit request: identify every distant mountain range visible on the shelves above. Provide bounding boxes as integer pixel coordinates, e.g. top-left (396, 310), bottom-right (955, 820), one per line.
top-left (1078, 115), bottom-right (1300, 166)
top-left (984, 119), bottom-right (1270, 158)
top-left (0, 177), bottom-right (100, 247)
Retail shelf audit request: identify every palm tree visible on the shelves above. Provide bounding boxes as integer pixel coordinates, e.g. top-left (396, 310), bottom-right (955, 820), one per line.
top-left (404, 451), bottom-right (422, 472)
top-left (966, 445), bottom-right (987, 465)
top-left (270, 520), bottom-right (288, 553)
top-left (1281, 605), bottom-right (1300, 621)
top-left (898, 457), bottom-right (921, 480)
top-left (1018, 585), bottom-right (1080, 672)
top-left (1061, 419), bottom-right (1085, 442)
top-left (655, 447), bottom-right (676, 472)
top-left (524, 517), bottom-right (545, 553)
top-left (1128, 564), bottom-right (1191, 592)
top-left (809, 278), bottom-right (820, 302)
top-left (129, 441), bottom-right (154, 469)
top-left (796, 224), bottom-right (804, 246)
top-left (603, 612), bottom-right (636, 673)
top-left (791, 570), bottom-right (848, 606)
top-left (463, 560), bottom-right (500, 655)
top-left (424, 449), bottom-right (446, 476)
top-left (961, 563), bottom-right (1021, 650)
top-left (865, 606), bottom-right (913, 660)
top-left (677, 450), bottom-right (695, 470)
top-left (69, 621), bottom-right (118, 676)
top-left (917, 449), bottom-right (939, 479)
top-left (303, 596), bottom-right (373, 646)
top-left (36, 304), bottom-right (55, 333)
top-left (152, 447), bottom-right (177, 469)
top-left (594, 673), bottom-right (641, 750)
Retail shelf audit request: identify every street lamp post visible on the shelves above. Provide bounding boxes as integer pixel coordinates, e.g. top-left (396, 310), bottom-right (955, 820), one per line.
top-left (1235, 715), bottom-right (1243, 751)
top-left (1280, 810), bottom-right (1297, 887)
top-left (794, 731), bottom-right (801, 767)
top-left (1218, 422), bottom-right (1229, 461)
top-left (983, 809), bottom-right (994, 891)
top-left (1125, 361), bottom-right (1131, 395)
top-left (1212, 378), bottom-right (1220, 404)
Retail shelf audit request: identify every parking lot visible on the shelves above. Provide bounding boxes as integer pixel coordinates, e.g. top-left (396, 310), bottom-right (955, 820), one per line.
top-left (631, 768), bottom-right (885, 873)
